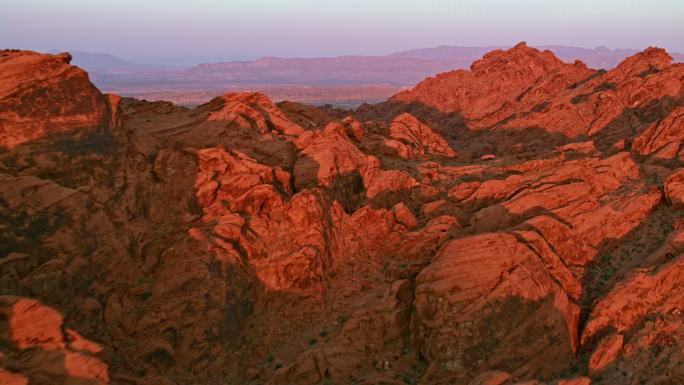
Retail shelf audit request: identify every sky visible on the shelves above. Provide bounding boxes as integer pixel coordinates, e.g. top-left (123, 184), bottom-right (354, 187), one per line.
top-left (1, 0), bottom-right (682, 65)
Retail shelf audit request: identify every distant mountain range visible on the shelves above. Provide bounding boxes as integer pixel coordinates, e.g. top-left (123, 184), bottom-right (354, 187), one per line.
top-left (60, 44), bottom-right (684, 106)
top-left (49, 50), bottom-right (145, 72)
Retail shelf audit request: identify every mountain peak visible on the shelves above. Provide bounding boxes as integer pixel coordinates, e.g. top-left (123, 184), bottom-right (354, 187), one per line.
top-left (53, 51), bottom-right (72, 64)
top-left (616, 46), bottom-right (672, 74)
top-left (391, 44), bottom-right (595, 128)
top-left (512, 41), bottom-right (529, 49)
top-left (470, 42), bottom-right (566, 75)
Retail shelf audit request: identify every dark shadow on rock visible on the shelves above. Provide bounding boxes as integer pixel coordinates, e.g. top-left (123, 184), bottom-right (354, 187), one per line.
top-left (277, 100), bottom-right (347, 130)
top-left (0, 99), bottom-right (265, 381)
top-left (354, 100), bottom-right (574, 163)
top-left (470, 204), bottom-right (576, 235)
top-left (591, 93), bottom-right (683, 155)
top-left (467, 295), bottom-right (575, 381)
top-left (418, 295), bottom-right (576, 384)
top-left (326, 171), bottom-right (365, 213)
top-left (573, 202), bottom-right (684, 373)
top-left (365, 185), bottom-right (427, 212)
top-left (578, 201), bottom-right (681, 337)
top-left (0, 297), bottom-right (108, 384)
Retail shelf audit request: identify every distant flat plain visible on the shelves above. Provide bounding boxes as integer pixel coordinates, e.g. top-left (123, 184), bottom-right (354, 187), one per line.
top-left (71, 45), bottom-right (684, 107)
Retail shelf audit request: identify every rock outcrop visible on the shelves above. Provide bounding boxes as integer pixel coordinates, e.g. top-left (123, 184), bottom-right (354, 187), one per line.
top-left (414, 232), bottom-right (579, 380)
top-left (387, 113), bottom-right (456, 158)
top-left (0, 50), bottom-right (117, 148)
top-left (392, 42), bottom-right (595, 134)
top-left (391, 43), bottom-right (683, 141)
top-left (0, 296), bottom-right (109, 385)
top-left (206, 92), bottom-right (305, 136)
top-left (664, 168), bottom-right (684, 208)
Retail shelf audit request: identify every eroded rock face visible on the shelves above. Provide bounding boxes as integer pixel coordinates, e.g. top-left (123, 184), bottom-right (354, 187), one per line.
top-left (0, 50), bottom-right (116, 148)
top-left (664, 168), bottom-right (684, 208)
top-left (414, 233), bottom-right (579, 380)
top-left (206, 92), bottom-right (305, 136)
top-left (0, 296), bottom-right (109, 385)
top-left (580, 252), bottom-right (684, 382)
top-left (392, 42), bottom-right (595, 134)
top-left (632, 106), bottom-right (684, 159)
top-left (293, 122), bottom-right (373, 189)
top-left (3, 45), bottom-right (684, 385)
top-left (293, 121), bottom-right (418, 198)
top-left (391, 43), bottom-right (683, 141)
top-left (388, 113), bottom-right (456, 158)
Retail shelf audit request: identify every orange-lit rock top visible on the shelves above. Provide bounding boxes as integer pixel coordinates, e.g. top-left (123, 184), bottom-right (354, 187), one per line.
top-left (0, 50), bottom-right (117, 148)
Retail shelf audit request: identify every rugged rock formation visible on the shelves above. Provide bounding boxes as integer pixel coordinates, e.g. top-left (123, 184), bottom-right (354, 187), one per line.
top-left (388, 113), bottom-right (456, 158)
top-left (392, 42), bottom-right (595, 133)
top-left (664, 168), bottom-right (684, 208)
top-left (206, 92), bottom-right (305, 136)
top-left (414, 232), bottom-right (580, 380)
top-left (0, 296), bottom-right (109, 385)
top-left (1, 43), bottom-right (684, 385)
top-left (0, 50), bottom-right (117, 148)
top-left (392, 43), bottom-right (683, 142)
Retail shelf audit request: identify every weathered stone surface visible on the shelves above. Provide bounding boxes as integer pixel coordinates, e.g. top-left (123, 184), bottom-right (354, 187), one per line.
top-left (588, 334), bottom-right (624, 373)
top-left (389, 113), bottom-right (456, 158)
top-left (207, 92), bottom-right (305, 136)
top-left (0, 296), bottom-right (109, 385)
top-left (0, 50), bottom-right (116, 148)
top-left (664, 168), bottom-right (684, 208)
top-left (414, 232), bottom-right (580, 380)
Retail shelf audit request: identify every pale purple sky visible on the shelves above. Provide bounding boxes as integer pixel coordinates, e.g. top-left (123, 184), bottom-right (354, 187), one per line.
top-left (1, 0), bottom-right (682, 65)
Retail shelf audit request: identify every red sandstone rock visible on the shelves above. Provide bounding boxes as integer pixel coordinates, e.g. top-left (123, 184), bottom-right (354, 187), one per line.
top-left (341, 115), bottom-right (364, 141)
top-left (0, 370), bottom-right (28, 385)
top-left (391, 202), bottom-right (418, 229)
top-left (206, 92), bottom-right (304, 136)
top-left (467, 371), bottom-right (512, 385)
top-left (0, 297), bottom-right (65, 350)
top-left (663, 168), bottom-right (684, 208)
top-left (196, 146), bottom-right (289, 216)
top-left (554, 379), bottom-right (591, 385)
top-left (389, 113), bottom-right (456, 158)
top-left (632, 107), bottom-right (684, 159)
top-left (582, 254), bottom-right (684, 342)
top-left (587, 333), bottom-right (623, 372)
top-left (421, 199), bottom-right (447, 217)
top-left (364, 168), bottom-right (418, 198)
top-left (414, 232), bottom-right (580, 379)
top-left (293, 122), bottom-right (418, 198)
top-left (557, 141), bottom-right (596, 155)
top-left (464, 372), bottom-right (591, 385)
top-left (0, 50), bottom-right (117, 148)
top-left (65, 328), bottom-right (104, 354)
top-left (0, 296), bottom-right (108, 385)
top-left (293, 122), bottom-right (372, 189)
top-left (392, 42), bottom-right (595, 134)
top-left (613, 47), bottom-right (673, 78)
top-left (392, 43), bottom-right (683, 140)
